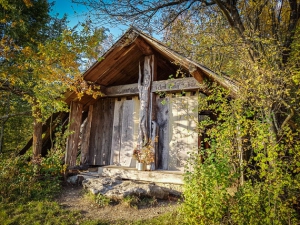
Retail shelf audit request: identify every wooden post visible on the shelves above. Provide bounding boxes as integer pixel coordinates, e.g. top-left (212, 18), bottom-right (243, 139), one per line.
top-left (138, 55), bottom-right (154, 146)
top-left (150, 55), bottom-right (158, 168)
top-left (65, 101), bottom-right (83, 167)
top-left (80, 105), bottom-right (93, 165)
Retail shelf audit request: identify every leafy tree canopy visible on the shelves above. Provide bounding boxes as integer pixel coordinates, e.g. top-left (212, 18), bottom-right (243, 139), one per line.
top-left (0, 0), bottom-right (107, 154)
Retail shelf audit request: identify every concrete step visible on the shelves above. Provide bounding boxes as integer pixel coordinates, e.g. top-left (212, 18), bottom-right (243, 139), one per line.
top-left (98, 166), bottom-right (184, 184)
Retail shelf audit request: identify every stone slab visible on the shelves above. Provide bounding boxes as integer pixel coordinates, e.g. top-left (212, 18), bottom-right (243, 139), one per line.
top-left (98, 166), bottom-right (184, 184)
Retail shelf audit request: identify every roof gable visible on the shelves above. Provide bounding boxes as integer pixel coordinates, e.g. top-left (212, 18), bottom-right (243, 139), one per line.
top-left (82, 27), bottom-right (237, 93)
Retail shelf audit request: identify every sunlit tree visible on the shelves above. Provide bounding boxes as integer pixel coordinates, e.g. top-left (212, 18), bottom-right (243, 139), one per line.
top-left (0, 0), bottom-right (106, 157)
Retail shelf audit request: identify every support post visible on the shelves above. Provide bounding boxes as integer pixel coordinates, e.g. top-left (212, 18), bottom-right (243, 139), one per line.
top-left (138, 55), bottom-right (154, 146)
top-left (65, 101), bottom-right (83, 167)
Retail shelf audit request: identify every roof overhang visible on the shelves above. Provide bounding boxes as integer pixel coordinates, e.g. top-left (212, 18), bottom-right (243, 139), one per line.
top-left (65, 27), bottom-right (238, 108)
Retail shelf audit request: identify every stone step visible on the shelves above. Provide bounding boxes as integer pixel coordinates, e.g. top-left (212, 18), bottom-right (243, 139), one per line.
top-left (78, 171), bottom-right (100, 180)
top-left (98, 166), bottom-right (184, 185)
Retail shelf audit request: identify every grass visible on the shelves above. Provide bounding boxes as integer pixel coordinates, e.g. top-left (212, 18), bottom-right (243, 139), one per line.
top-left (0, 199), bottom-right (180, 225)
top-left (0, 201), bottom-right (102, 225)
top-left (114, 211), bottom-right (181, 225)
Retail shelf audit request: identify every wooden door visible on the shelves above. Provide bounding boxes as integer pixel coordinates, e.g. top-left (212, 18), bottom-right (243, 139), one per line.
top-left (110, 96), bottom-right (140, 166)
top-left (89, 98), bottom-right (115, 165)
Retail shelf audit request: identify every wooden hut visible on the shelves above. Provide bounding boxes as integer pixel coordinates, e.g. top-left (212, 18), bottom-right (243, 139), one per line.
top-left (63, 27), bottom-right (237, 173)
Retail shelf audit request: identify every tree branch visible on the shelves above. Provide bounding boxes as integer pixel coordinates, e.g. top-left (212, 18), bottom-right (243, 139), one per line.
top-left (279, 100), bottom-right (295, 133)
top-left (0, 111), bottom-right (32, 120)
top-left (0, 80), bottom-right (31, 96)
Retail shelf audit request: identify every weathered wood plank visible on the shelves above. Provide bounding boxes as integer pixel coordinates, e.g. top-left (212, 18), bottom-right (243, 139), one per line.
top-left (110, 97), bottom-right (139, 167)
top-left (101, 98), bottom-right (114, 165)
top-left (168, 93), bottom-right (198, 171)
top-left (80, 105), bottom-right (93, 165)
top-left (106, 83), bottom-right (139, 97)
top-left (152, 77), bottom-right (204, 93)
top-left (168, 94), bottom-right (180, 171)
top-left (89, 99), bottom-right (114, 165)
top-left (110, 98), bottom-right (124, 165)
top-left (120, 99), bottom-right (135, 166)
top-left (65, 101), bottom-right (83, 167)
top-left (89, 100), bottom-right (101, 165)
top-left (156, 95), bottom-right (170, 170)
top-left (185, 92), bottom-right (198, 171)
top-left (105, 77), bottom-right (204, 97)
top-left (132, 96), bottom-right (140, 167)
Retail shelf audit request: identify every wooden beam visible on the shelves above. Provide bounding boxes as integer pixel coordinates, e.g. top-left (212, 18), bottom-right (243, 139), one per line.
top-left (65, 101), bottom-right (83, 167)
top-left (135, 37), bottom-right (153, 55)
top-left (189, 66), bottom-right (204, 83)
top-left (104, 77), bottom-right (205, 97)
top-left (105, 83), bottom-right (139, 96)
top-left (152, 77), bottom-right (205, 93)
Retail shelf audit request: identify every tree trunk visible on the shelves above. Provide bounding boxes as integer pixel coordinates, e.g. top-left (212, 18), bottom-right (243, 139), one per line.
top-left (0, 120), bottom-right (5, 154)
top-left (32, 106), bottom-right (42, 159)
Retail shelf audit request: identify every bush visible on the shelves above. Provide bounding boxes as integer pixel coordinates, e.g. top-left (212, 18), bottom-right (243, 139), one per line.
top-left (0, 148), bottom-right (64, 204)
top-left (179, 150), bottom-right (234, 225)
top-left (180, 85), bottom-right (300, 224)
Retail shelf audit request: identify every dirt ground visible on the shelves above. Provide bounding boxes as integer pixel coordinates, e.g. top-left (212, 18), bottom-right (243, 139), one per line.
top-left (56, 184), bottom-right (179, 224)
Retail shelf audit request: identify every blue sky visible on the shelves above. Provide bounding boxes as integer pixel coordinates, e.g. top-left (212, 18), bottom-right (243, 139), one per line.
top-left (50, 0), bottom-right (127, 38)
top-left (51, 0), bottom-right (86, 26)
top-left (50, 0), bottom-right (162, 40)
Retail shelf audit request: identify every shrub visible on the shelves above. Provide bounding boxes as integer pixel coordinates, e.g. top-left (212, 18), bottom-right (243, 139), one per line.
top-left (0, 148), bottom-right (64, 203)
top-left (179, 150), bottom-right (234, 225)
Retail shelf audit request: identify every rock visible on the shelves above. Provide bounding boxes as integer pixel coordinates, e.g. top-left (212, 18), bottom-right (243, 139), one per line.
top-left (67, 175), bottom-right (78, 185)
top-left (82, 176), bottom-right (182, 199)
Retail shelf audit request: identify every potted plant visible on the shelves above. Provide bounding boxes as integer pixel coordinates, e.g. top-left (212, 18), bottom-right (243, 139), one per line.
top-left (140, 144), bottom-right (155, 171)
top-left (132, 146), bottom-right (145, 170)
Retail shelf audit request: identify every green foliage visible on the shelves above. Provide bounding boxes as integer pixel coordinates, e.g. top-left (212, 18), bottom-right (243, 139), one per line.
top-left (230, 179), bottom-right (299, 225)
top-left (121, 195), bottom-right (140, 208)
top-left (94, 194), bottom-right (111, 207)
top-left (128, 211), bottom-right (181, 225)
top-left (85, 192), bottom-right (111, 208)
top-left (0, 0), bottom-right (107, 158)
top-left (0, 0), bottom-right (51, 45)
top-left (0, 149), bottom-right (64, 204)
top-left (0, 201), bottom-right (83, 225)
top-left (180, 150), bottom-right (233, 225)
top-left (181, 85), bottom-right (300, 224)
